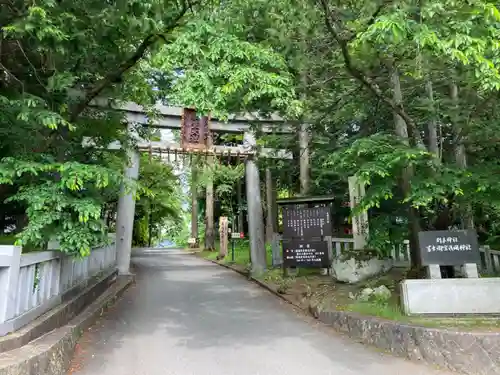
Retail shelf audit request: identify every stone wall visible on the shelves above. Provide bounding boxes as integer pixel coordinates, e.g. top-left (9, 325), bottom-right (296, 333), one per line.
top-left (310, 306), bottom-right (500, 375)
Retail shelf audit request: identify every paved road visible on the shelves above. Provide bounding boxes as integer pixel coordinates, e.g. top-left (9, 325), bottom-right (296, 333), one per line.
top-left (69, 250), bottom-right (451, 375)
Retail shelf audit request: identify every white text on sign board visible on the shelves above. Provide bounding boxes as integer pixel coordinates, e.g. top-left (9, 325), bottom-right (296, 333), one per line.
top-left (426, 244), bottom-right (472, 252)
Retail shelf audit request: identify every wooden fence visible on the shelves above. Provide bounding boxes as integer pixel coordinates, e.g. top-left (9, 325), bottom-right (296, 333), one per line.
top-left (0, 235), bottom-right (116, 336)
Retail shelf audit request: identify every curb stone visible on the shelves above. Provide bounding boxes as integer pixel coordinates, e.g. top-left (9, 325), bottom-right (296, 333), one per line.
top-left (201, 256), bottom-right (500, 375)
top-left (0, 275), bottom-right (134, 375)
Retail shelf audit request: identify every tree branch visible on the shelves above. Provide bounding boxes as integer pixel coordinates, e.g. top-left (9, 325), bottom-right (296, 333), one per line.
top-left (69, 2), bottom-right (193, 122)
top-left (318, 0), bottom-right (425, 148)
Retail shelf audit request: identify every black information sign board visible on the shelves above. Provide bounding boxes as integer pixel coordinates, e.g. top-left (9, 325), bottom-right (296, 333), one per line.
top-left (282, 206), bottom-right (332, 238)
top-left (282, 240), bottom-right (329, 268)
top-left (418, 230), bottom-right (480, 266)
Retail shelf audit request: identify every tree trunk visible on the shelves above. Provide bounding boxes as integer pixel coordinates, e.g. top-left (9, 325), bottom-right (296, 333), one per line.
top-left (425, 81), bottom-right (440, 160)
top-left (390, 66), bottom-right (422, 269)
top-left (450, 82), bottom-right (474, 229)
top-left (148, 202), bottom-right (153, 248)
top-left (204, 157), bottom-right (215, 250)
top-left (190, 166), bottom-right (199, 247)
top-left (237, 177), bottom-right (244, 233)
top-left (265, 168), bottom-right (276, 244)
top-left (299, 123), bottom-right (310, 195)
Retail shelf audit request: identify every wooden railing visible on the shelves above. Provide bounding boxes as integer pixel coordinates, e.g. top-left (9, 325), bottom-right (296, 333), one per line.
top-left (273, 234), bottom-right (500, 274)
top-left (0, 236), bottom-right (116, 336)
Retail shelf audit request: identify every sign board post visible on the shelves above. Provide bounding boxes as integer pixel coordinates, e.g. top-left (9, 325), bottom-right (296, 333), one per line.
top-left (230, 231), bottom-right (243, 263)
top-left (418, 230), bottom-right (480, 279)
top-left (277, 196), bottom-right (334, 275)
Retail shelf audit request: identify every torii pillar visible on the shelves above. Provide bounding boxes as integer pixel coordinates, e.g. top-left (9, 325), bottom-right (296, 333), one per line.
top-left (244, 132), bottom-right (267, 274)
top-left (116, 147), bottom-right (140, 275)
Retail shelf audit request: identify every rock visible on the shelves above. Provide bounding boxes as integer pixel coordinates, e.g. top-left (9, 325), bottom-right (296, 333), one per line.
top-left (356, 285), bottom-right (391, 303)
top-left (358, 287), bottom-right (374, 302)
top-left (372, 285), bottom-right (391, 301)
top-left (330, 257), bottom-right (393, 284)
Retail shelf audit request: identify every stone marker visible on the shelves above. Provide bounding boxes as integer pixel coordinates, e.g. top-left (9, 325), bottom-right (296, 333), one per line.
top-left (401, 229), bottom-right (491, 315)
top-left (418, 229), bottom-right (481, 279)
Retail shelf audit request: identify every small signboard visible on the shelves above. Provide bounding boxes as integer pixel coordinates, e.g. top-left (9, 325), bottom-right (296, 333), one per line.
top-left (187, 238), bottom-right (197, 245)
top-left (181, 108), bottom-right (211, 150)
top-left (231, 232), bottom-right (242, 239)
top-left (282, 240), bottom-right (329, 268)
top-left (282, 206), bottom-right (332, 238)
top-left (418, 230), bottom-right (480, 266)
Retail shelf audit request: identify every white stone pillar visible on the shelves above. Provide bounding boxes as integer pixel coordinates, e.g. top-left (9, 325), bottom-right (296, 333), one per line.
top-left (0, 246), bottom-right (21, 325)
top-left (116, 148), bottom-right (140, 275)
top-left (243, 132), bottom-right (266, 274)
top-left (348, 175), bottom-right (369, 249)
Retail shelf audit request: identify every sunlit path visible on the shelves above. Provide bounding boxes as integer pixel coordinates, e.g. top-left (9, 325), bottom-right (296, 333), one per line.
top-left (68, 252), bottom-right (452, 375)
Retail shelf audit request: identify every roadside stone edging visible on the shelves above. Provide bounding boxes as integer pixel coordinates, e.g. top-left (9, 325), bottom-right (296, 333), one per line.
top-left (204, 257), bottom-right (500, 375)
top-left (0, 275), bottom-right (134, 375)
top-left (310, 306), bottom-right (500, 375)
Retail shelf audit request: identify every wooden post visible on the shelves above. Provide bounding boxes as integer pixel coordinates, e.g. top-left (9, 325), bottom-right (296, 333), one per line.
top-left (348, 175), bottom-right (369, 250)
top-left (205, 156), bottom-right (215, 250)
top-left (218, 217), bottom-right (229, 259)
top-left (244, 132), bottom-right (267, 274)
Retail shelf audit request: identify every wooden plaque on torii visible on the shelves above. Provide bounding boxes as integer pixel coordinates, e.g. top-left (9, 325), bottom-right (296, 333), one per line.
top-left (181, 108), bottom-right (212, 150)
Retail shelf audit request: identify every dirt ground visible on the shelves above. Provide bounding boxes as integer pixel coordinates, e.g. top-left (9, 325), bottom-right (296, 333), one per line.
top-left (206, 257), bottom-right (500, 332)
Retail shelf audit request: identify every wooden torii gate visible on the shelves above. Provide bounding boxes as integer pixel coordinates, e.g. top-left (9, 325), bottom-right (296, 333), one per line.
top-left (86, 98), bottom-right (308, 275)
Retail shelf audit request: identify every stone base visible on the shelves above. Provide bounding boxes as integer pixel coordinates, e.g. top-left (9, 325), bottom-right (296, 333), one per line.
top-left (401, 277), bottom-right (500, 315)
top-left (331, 257), bottom-right (393, 284)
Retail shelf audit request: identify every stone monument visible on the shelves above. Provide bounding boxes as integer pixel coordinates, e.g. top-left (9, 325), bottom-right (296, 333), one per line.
top-left (400, 229), bottom-right (500, 314)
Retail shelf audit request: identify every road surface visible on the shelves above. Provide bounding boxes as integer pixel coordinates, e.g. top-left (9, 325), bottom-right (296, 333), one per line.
top-left (69, 249), bottom-right (451, 375)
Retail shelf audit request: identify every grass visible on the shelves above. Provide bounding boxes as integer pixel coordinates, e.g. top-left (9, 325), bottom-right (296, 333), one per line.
top-left (201, 239), bottom-right (273, 268)
top-left (346, 301), bottom-right (500, 330)
top-left (197, 240), bottom-right (500, 331)
top-left (305, 270), bottom-right (500, 331)
top-left (0, 234), bottom-right (16, 245)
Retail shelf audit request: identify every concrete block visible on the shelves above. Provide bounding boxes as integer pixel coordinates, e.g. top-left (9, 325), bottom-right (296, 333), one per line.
top-left (462, 263), bottom-right (479, 278)
top-left (401, 278), bottom-right (500, 314)
top-left (425, 264), bottom-right (441, 279)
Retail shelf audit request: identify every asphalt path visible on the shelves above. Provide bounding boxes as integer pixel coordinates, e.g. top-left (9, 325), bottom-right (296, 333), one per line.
top-left (68, 249), bottom-right (452, 375)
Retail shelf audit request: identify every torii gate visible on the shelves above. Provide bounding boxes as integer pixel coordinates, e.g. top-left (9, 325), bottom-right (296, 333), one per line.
top-left (86, 98), bottom-right (309, 275)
